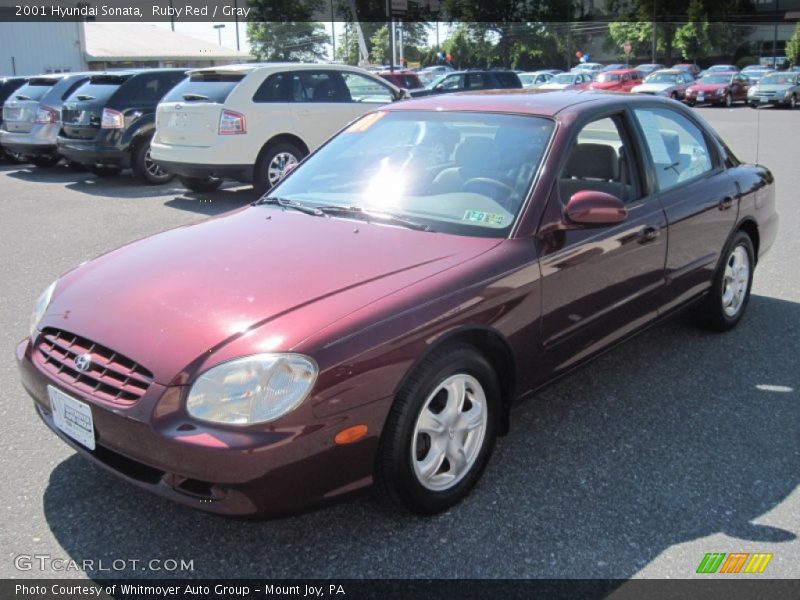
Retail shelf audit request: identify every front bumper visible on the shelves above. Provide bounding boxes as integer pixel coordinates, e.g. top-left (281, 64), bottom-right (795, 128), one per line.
top-left (56, 137), bottom-right (129, 168)
top-left (748, 95), bottom-right (793, 107)
top-left (16, 337), bottom-right (389, 517)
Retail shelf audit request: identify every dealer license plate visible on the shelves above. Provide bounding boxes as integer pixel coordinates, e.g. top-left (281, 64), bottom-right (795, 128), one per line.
top-left (48, 386), bottom-right (95, 450)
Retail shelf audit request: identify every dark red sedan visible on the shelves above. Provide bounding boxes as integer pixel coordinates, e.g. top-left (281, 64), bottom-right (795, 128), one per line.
top-left (17, 91), bottom-right (778, 518)
top-left (587, 68), bottom-right (642, 92)
top-left (685, 72), bottom-right (751, 107)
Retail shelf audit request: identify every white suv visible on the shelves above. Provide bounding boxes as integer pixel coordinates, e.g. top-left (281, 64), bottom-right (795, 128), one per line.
top-left (151, 63), bottom-right (405, 193)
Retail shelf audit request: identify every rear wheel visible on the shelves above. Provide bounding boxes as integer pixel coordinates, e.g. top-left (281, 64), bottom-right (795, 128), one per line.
top-left (253, 142), bottom-right (304, 196)
top-left (695, 231), bottom-right (755, 331)
top-left (724, 93), bottom-right (733, 107)
top-left (68, 161), bottom-right (87, 172)
top-left (376, 344), bottom-right (499, 515)
top-left (179, 175), bottom-right (223, 193)
top-left (29, 155), bottom-right (61, 168)
top-left (3, 150), bottom-right (28, 164)
top-left (133, 138), bottom-right (174, 185)
top-left (90, 165), bottom-right (122, 178)
top-left (789, 94), bottom-right (797, 109)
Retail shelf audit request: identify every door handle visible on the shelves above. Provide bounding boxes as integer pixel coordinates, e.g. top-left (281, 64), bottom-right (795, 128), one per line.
top-left (637, 225), bottom-right (660, 244)
top-left (719, 196), bottom-right (734, 211)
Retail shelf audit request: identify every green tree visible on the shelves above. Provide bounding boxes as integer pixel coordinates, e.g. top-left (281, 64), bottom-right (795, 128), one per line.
top-left (787, 23), bottom-right (800, 67)
top-left (674, 0), bottom-right (711, 62)
top-left (248, 22), bottom-right (329, 61)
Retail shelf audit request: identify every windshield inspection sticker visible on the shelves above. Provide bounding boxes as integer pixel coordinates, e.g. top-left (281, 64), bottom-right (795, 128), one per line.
top-left (463, 210), bottom-right (505, 226)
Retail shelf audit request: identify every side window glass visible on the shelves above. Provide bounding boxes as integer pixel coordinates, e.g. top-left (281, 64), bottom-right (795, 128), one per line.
top-left (442, 75), bottom-right (463, 90)
top-left (632, 107), bottom-right (713, 193)
top-left (292, 71), bottom-right (346, 103)
top-left (253, 72), bottom-right (291, 102)
top-left (559, 116), bottom-right (639, 204)
top-left (341, 72), bottom-right (393, 103)
top-left (126, 75), bottom-right (163, 103)
top-left (466, 73), bottom-right (485, 89)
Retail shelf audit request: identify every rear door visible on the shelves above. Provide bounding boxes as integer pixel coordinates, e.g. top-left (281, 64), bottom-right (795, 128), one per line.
top-left (155, 71), bottom-right (245, 147)
top-left (630, 106), bottom-right (738, 312)
top-left (2, 77), bottom-right (59, 133)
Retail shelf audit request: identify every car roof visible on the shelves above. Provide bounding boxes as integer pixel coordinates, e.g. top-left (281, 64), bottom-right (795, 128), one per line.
top-left (386, 89), bottom-right (666, 117)
top-left (189, 62), bottom-right (377, 75)
top-left (604, 68), bottom-right (639, 75)
top-left (649, 69), bottom-right (683, 75)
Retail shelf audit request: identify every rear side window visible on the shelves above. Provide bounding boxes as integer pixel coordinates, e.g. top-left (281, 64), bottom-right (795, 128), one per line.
top-left (70, 75), bottom-right (130, 103)
top-left (633, 107), bottom-right (714, 192)
top-left (123, 73), bottom-right (183, 103)
top-left (292, 71), bottom-right (348, 102)
top-left (495, 72), bottom-right (521, 87)
top-left (465, 73), bottom-right (487, 89)
top-left (341, 72), bottom-right (393, 103)
top-left (11, 79), bottom-right (57, 101)
top-left (163, 72), bottom-right (243, 104)
top-left (253, 72), bottom-right (292, 102)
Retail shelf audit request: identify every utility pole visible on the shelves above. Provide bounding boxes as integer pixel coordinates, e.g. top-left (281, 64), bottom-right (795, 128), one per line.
top-left (773, 0), bottom-right (780, 67)
top-left (652, 0), bottom-right (657, 63)
top-left (213, 23), bottom-right (225, 46)
top-left (330, 0), bottom-right (336, 60)
top-left (234, 0), bottom-right (240, 51)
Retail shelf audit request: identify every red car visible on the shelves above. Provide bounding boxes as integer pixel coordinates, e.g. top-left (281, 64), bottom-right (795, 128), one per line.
top-left (378, 70), bottom-right (424, 90)
top-left (685, 72), bottom-right (751, 107)
top-left (18, 91), bottom-right (777, 518)
top-left (588, 68), bottom-right (642, 92)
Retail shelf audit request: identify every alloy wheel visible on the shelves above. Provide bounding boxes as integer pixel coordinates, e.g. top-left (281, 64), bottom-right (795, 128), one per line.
top-left (722, 245), bottom-right (750, 318)
top-left (144, 149), bottom-right (169, 179)
top-left (267, 152), bottom-right (298, 187)
top-left (411, 374), bottom-right (488, 491)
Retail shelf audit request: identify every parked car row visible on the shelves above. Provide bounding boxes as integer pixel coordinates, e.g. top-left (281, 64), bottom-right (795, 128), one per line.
top-left (2, 61), bottom-right (796, 196)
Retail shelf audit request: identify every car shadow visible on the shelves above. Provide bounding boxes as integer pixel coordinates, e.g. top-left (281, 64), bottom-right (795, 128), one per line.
top-left (41, 294), bottom-right (798, 579)
top-left (4, 163), bottom-right (92, 184)
top-left (164, 187), bottom-right (257, 216)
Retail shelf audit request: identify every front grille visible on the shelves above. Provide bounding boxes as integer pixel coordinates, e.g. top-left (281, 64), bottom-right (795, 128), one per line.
top-left (36, 328), bottom-right (153, 406)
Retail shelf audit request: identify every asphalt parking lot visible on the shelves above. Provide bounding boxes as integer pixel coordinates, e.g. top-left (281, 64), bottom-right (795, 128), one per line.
top-left (0, 106), bottom-right (798, 581)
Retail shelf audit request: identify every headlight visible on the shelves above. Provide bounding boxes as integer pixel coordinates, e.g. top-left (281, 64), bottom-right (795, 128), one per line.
top-left (186, 354), bottom-right (318, 425)
top-left (30, 280), bottom-right (57, 337)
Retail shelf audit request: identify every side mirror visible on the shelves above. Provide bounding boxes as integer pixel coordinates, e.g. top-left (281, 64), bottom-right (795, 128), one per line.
top-left (565, 190), bottom-right (627, 226)
top-left (394, 88), bottom-right (411, 101)
top-left (434, 84), bottom-right (444, 91)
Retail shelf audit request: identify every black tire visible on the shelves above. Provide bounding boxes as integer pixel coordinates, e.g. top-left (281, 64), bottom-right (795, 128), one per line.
top-left (68, 161), bottom-right (87, 172)
top-left (375, 344), bottom-right (500, 515)
top-left (694, 231), bottom-right (755, 332)
top-left (132, 137), bottom-right (175, 185)
top-left (3, 150), bottom-right (28, 164)
top-left (90, 165), bottom-right (122, 178)
top-left (253, 142), bottom-right (304, 196)
top-left (670, 92), bottom-right (678, 100)
top-left (789, 94), bottom-right (797, 110)
top-left (724, 93), bottom-right (733, 107)
top-left (687, 101), bottom-right (696, 107)
top-left (179, 175), bottom-right (223, 193)
top-left (29, 155), bottom-right (61, 168)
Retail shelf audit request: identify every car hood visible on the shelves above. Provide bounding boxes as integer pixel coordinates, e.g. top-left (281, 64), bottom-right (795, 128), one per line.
top-left (752, 84), bottom-right (792, 93)
top-left (540, 83), bottom-right (570, 89)
top-left (41, 207), bottom-right (499, 384)
top-left (688, 83), bottom-right (728, 92)
top-left (589, 81), bottom-right (622, 90)
top-left (632, 82), bottom-right (673, 93)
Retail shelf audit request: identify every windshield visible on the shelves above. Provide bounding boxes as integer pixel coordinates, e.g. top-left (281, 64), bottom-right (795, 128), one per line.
top-left (68, 75), bottom-right (130, 103)
top-left (551, 73), bottom-right (575, 84)
top-left (266, 111), bottom-right (554, 238)
top-left (645, 72), bottom-right (678, 83)
top-left (699, 75), bottom-right (732, 84)
top-left (596, 73), bottom-right (621, 82)
top-left (760, 73), bottom-right (796, 85)
top-left (708, 66), bottom-right (735, 72)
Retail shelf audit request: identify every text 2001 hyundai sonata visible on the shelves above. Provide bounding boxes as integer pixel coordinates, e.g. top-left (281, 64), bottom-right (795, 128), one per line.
top-left (17, 91), bottom-right (777, 517)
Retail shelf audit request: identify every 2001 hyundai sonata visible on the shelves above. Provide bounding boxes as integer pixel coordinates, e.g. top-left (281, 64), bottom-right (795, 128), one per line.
top-left (17, 91), bottom-right (778, 517)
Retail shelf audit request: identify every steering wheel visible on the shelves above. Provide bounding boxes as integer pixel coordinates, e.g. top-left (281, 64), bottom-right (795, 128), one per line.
top-left (461, 177), bottom-right (515, 206)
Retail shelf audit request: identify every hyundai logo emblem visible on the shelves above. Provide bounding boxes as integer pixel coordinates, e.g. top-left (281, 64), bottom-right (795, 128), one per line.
top-left (74, 353), bottom-right (92, 372)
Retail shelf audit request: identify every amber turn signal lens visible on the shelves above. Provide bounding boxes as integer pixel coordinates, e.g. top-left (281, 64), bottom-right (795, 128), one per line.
top-left (334, 424), bottom-right (368, 445)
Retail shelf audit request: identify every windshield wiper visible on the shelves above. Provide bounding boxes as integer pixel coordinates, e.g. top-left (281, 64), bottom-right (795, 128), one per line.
top-left (14, 94), bottom-right (31, 101)
top-left (76, 94), bottom-right (95, 101)
top-left (182, 93), bottom-right (209, 101)
top-left (315, 205), bottom-right (432, 232)
top-left (254, 196), bottom-right (324, 216)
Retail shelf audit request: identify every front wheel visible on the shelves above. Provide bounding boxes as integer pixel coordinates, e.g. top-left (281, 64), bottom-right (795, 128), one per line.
top-left (724, 93), bottom-right (733, 107)
top-left (695, 231), bottom-right (755, 331)
top-left (179, 175), bottom-right (223, 193)
top-left (133, 138), bottom-right (175, 185)
top-left (789, 94), bottom-right (797, 110)
top-left (376, 344), bottom-right (499, 515)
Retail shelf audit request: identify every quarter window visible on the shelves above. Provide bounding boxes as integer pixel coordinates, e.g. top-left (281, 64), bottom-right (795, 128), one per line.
top-left (632, 108), bottom-right (713, 192)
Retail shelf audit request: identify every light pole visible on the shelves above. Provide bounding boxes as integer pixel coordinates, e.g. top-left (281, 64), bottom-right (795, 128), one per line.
top-left (213, 24), bottom-right (225, 47)
top-left (652, 0), bottom-right (657, 63)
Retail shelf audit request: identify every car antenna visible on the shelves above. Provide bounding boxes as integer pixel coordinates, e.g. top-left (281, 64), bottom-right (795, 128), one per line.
top-left (755, 102), bottom-right (761, 165)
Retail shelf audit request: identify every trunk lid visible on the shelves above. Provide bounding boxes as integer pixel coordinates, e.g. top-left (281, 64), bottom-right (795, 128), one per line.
top-left (155, 71), bottom-right (245, 147)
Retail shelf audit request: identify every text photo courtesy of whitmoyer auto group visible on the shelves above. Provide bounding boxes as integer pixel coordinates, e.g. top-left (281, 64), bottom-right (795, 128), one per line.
top-left (1, 0), bottom-right (798, 599)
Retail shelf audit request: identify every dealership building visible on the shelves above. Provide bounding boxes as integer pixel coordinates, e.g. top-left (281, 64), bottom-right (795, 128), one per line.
top-left (0, 21), bottom-right (252, 76)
